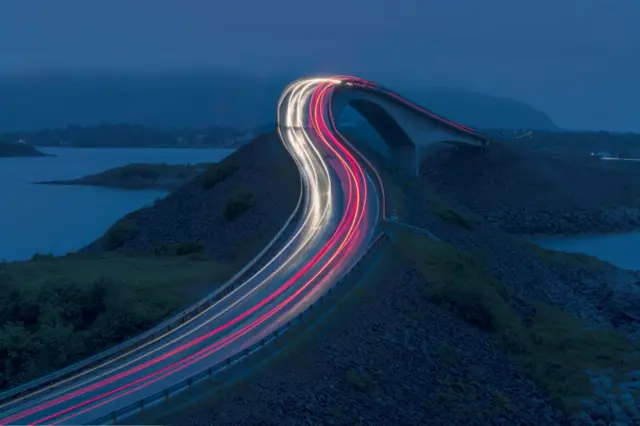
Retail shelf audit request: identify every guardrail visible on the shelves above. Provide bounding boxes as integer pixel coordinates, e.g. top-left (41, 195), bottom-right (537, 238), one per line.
top-left (0, 174), bottom-right (305, 407)
top-left (89, 232), bottom-right (391, 425)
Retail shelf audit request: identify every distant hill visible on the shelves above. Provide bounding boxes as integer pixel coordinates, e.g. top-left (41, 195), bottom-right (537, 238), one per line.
top-left (0, 71), bottom-right (556, 132)
top-left (401, 87), bottom-right (558, 131)
top-left (0, 141), bottom-right (49, 157)
top-left (0, 123), bottom-right (250, 148)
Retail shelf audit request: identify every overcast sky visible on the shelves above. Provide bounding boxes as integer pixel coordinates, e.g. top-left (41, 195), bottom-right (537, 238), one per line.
top-left (1, 0), bottom-right (638, 130)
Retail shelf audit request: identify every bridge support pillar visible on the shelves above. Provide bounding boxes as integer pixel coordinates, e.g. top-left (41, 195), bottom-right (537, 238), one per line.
top-left (389, 145), bottom-right (419, 177)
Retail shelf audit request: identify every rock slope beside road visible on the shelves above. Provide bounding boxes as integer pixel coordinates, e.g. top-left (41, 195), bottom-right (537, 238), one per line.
top-left (84, 132), bottom-right (300, 266)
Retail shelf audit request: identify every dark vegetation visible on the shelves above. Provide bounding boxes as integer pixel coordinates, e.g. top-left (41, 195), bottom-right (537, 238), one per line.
top-left (200, 163), bottom-right (239, 190)
top-left (420, 138), bottom-right (640, 234)
top-left (102, 207), bottom-right (150, 251)
top-left (0, 253), bottom-right (231, 390)
top-left (40, 163), bottom-right (211, 191)
top-left (0, 123), bottom-right (246, 148)
top-left (0, 141), bottom-right (49, 157)
top-left (223, 190), bottom-right (254, 221)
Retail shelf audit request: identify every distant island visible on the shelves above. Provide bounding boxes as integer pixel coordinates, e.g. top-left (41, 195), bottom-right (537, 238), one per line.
top-left (38, 163), bottom-right (212, 191)
top-left (0, 141), bottom-right (50, 157)
top-left (0, 123), bottom-right (258, 149)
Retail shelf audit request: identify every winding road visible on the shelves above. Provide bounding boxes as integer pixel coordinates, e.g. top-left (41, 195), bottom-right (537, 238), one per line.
top-left (0, 77), bottom-right (383, 425)
top-left (0, 76), bottom-right (484, 425)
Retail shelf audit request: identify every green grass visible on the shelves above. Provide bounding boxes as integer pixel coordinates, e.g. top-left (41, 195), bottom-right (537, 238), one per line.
top-left (396, 229), bottom-right (640, 412)
top-left (223, 190), bottom-right (254, 221)
top-left (0, 253), bottom-right (232, 390)
top-left (201, 163), bottom-right (239, 190)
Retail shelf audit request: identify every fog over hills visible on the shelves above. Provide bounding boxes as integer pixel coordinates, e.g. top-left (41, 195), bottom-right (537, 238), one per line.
top-left (0, 71), bottom-right (557, 132)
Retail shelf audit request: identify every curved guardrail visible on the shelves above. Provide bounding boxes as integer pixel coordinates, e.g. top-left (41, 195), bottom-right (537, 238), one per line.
top-left (88, 231), bottom-right (390, 425)
top-left (0, 173), bottom-right (305, 407)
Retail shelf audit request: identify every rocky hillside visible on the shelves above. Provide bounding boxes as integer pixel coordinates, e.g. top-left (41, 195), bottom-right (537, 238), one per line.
top-left (84, 131), bottom-right (300, 266)
top-left (149, 151), bottom-right (640, 426)
top-left (420, 141), bottom-right (640, 235)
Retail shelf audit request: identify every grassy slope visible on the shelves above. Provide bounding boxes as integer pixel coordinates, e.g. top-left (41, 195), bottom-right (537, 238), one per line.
top-left (0, 252), bottom-right (232, 390)
top-left (0, 131), bottom-right (300, 391)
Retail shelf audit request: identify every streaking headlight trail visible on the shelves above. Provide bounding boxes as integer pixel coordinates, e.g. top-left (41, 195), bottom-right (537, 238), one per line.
top-left (0, 76), bottom-right (381, 425)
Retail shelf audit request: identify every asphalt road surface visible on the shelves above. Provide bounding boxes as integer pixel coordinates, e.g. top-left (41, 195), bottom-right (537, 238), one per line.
top-left (0, 77), bottom-right (382, 425)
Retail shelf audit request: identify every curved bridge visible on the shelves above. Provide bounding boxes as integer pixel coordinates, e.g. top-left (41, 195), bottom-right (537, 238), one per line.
top-left (0, 75), bottom-right (485, 425)
top-left (329, 76), bottom-right (490, 176)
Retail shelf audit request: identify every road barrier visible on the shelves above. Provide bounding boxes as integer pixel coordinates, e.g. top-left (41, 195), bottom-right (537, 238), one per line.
top-left (88, 232), bottom-right (390, 425)
top-left (0, 175), bottom-right (305, 408)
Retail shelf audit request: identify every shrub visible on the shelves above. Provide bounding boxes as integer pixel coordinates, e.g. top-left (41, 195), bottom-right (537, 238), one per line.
top-left (102, 208), bottom-right (147, 250)
top-left (201, 163), bottom-right (238, 190)
top-left (154, 241), bottom-right (204, 256)
top-left (223, 190), bottom-right (254, 221)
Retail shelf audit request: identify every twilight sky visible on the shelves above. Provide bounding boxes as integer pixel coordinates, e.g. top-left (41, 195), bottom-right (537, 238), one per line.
top-left (1, 0), bottom-right (638, 131)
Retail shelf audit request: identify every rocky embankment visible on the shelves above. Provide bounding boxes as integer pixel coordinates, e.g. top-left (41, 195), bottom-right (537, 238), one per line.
top-left (155, 250), bottom-right (569, 426)
top-left (421, 142), bottom-right (640, 235)
top-left (84, 132), bottom-right (300, 266)
top-left (38, 163), bottom-right (210, 192)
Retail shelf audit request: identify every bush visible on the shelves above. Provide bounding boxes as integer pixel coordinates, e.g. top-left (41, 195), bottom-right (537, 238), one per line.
top-left (201, 163), bottom-right (238, 190)
top-left (154, 241), bottom-right (204, 256)
top-left (0, 254), bottom-right (231, 390)
top-left (223, 190), bottom-right (254, 221)
top-left (102, 208), bottom-right (148, 250)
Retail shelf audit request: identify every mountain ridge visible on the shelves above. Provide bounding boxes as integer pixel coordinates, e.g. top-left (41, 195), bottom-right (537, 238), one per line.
top-left (0, 71), bottom-right (557, 132)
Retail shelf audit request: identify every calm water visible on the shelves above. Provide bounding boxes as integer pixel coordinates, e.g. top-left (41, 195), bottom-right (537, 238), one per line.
top-left (535, 232), bottom-right (640, 271)
top-left (0, 147), bottom-right (233, 261)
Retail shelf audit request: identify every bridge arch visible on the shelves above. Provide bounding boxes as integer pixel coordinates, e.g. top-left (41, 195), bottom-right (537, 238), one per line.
top-left (330, 85), bottom-right (489, 176)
